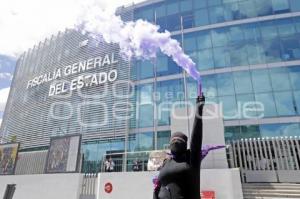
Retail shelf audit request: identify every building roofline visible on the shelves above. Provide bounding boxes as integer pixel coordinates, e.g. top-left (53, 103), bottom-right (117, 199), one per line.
top-left (117, 0), bottom-right (164, 13)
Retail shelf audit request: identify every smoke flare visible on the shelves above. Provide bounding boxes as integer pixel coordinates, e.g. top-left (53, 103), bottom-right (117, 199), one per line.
top-left (77, 8), bottom-right (201, 82)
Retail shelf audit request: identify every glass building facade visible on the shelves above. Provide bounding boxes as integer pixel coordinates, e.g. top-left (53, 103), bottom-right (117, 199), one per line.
top-left (82, 0), bottom-right (300, 168)
top-left (1, 0), bottom-right (300, 171)
top-left (125, 0), bottom-right (300, 145)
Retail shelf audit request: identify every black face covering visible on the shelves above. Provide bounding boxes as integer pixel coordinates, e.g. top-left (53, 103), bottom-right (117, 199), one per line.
top-left (170, 132), bottom-right (188, 156)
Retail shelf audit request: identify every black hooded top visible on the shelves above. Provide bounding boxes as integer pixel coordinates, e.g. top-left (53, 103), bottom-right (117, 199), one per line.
top-left (154, 96), bottom-right (205, 199)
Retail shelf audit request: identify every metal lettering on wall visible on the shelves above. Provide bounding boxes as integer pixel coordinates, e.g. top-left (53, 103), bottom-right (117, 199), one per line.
top-left (0, 9), bottom-right (134, 149)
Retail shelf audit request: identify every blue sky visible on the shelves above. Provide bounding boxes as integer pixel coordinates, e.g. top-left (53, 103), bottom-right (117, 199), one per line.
top-left (0, 55), bottom-right (16, 124)
top-left (0, 55), bottom-right (15, 87)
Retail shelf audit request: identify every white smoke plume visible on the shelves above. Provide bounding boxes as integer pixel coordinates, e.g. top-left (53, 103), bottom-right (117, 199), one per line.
top-left (76, 7), bottom-right (201, 81)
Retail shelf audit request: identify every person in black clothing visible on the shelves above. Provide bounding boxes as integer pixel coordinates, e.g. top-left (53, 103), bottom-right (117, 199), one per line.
top-left (153, 95), bottom-right (205, 199)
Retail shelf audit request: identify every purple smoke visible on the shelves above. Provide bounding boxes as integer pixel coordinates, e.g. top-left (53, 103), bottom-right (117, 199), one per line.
top-left (201, 145), bottom-right (225, 160)
top-left (166, 145), bottom-right (225, 160)
top-left (77, 9), bottom-right (201, 83)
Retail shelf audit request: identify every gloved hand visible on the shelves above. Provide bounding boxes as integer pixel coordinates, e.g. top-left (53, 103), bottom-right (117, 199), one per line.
top-left (197, 94), bottom-right (205, 104)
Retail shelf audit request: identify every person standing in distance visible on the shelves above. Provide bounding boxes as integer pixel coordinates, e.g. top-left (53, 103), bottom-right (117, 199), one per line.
top-left (153, 94), bottom-right (205, 199)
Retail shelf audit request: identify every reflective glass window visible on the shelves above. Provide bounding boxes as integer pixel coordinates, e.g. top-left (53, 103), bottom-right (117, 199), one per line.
top-left (260, 123), bottom-right (300, 137)
top-left (271, 0), bottom-right (290, 14)
top-left (241, 125), bottom-right (261, 139)
top-left (208, 0), bottom-right (222, 7)
top-left (238, 0), bottom-right (257, 18)
top-left (213, 47), bottom-right (231, 68)
top-left (276, 18), bottom-right (296, 37)
top-left (131, 62), bottom-right (137, 80)
top-left (290, 0), bottom-right (300, 12)
top-left (255, 0), bottom-right (273, 16)
top-left (206, 96), bottom-right (219, 104)
top-left (187, 77), bottom-right (198, 100)
top-left (289, 66), bottom-right (300, 90)
top-left (138, 84), bottom-right (154, 128)
top-left (209, 6), bottom-right (225, 24)
top-left (223, 0), bottom-right (238, 3)
top-left (252, 69), bottom-right (272, 93)
top-left (130, 91), bottom-right (138, 129)
top-left (294, 18), bottom-right (300, 33)
top-left (139, 104), bottom-right (154, 127)
top-left (194, 0), bottom-right (206, 9)
top-left (224, 126), bottom-right (241, 142)
top-left (196, 49), bottom-right (215, 71)
top-left (169, 57), bottom-right (182, 75)
top-left (244, 23), bottom-right (261, 42)
top-left (228, 26), bottom-right (244, 43)
top-left (246, 43), bottom-right (266, 65)
top-left (156, 56), bottom-right (182, 76)
top-left (202, 75), bottom-right (217, 97)
top-left (134, 10), bottom-right (142, 20)
top-left (211, 28), bottom-right (229, 47)
top-left (97, 141), bottom-right (111, 158)
top-left (156, 79), bottom-right (184, 126)
top-left (136, 60), bottom-right (154, 80)
top-left (294, 91), bottom-right (300, 114)
top-left (223, 3), bottom-right (239, 21)
top-left (180, 0), bottom-right (193, 12)
top-left (184, 34), bottom-right (197, 51)
top-left (274, 91), bottom-right (297, 116)
top-left (236, 94), bottom-right (257, 119)
top-left (216, 73), bottom-right (235, 96)
top-left (197, 31), bottom-right (212, 50)
top-left (110, 139), bottom-right (125, 152)
top-left (156, 55), bottom-right (168, 75)
top-left (280, 36), bottom-right (300, 61)
top-left (128, 132), bottom-right (154, 151)
top-left (260, 21), bottom-right (278, 40)
top-left (260, 124), bottom-right (281, 137)
top-left (182, 12), bottom-right (195, 29)
top-left (269, 67), bottom-right (291, 91)
top-left (155, 5), bottom-right (166, 18)
top-left (280, 123), bottom-right (300, 136)
top-left (157, 131), bottom-right (171, 150)
top-left (156, 17), bottom-right (167, 31)
top-left (263, 39), bottom-right (282, 63)
top-left (142, 8), bottom-right (154, 22)
top-left (194, 9), bottom-right (209, 26)
top-left (167, 1), bottom-right (179, 15)
top-left (219, 95), bottom-right (239, 120)
top-left (82, 143), bottom-right (99, 161)
top-left (166, 14), bottom-right (181, 31)
top-left (233, 71), bottom-right (253, 94)
top-left (229, 43), bottom-right (249, 66)
top-left (255, 93), bottom-right (277, 117)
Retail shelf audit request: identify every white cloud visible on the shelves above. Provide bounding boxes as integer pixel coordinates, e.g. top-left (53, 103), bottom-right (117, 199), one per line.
top-left (0, 87), bottom-right (10, 112)
top-left (0, 72), bottom-right (13, 80)
top-left (0, 0), bottom-right (144, 57)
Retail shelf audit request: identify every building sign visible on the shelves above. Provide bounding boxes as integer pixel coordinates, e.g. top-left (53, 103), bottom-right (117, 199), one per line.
top-left (201, 191), bottom-right (216, 199)
top-left (0, 143), bottom-right (19, 175)
top-left (104, 182), bottom-right (113, 194)
top-left (45, 134), bottom-right (81, 173)
top-left (26, 53), bottom-right (119, 97)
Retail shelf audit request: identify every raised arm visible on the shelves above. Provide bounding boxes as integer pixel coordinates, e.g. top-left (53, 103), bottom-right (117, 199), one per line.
top-left (190, 95), bottom-right (205, 169)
